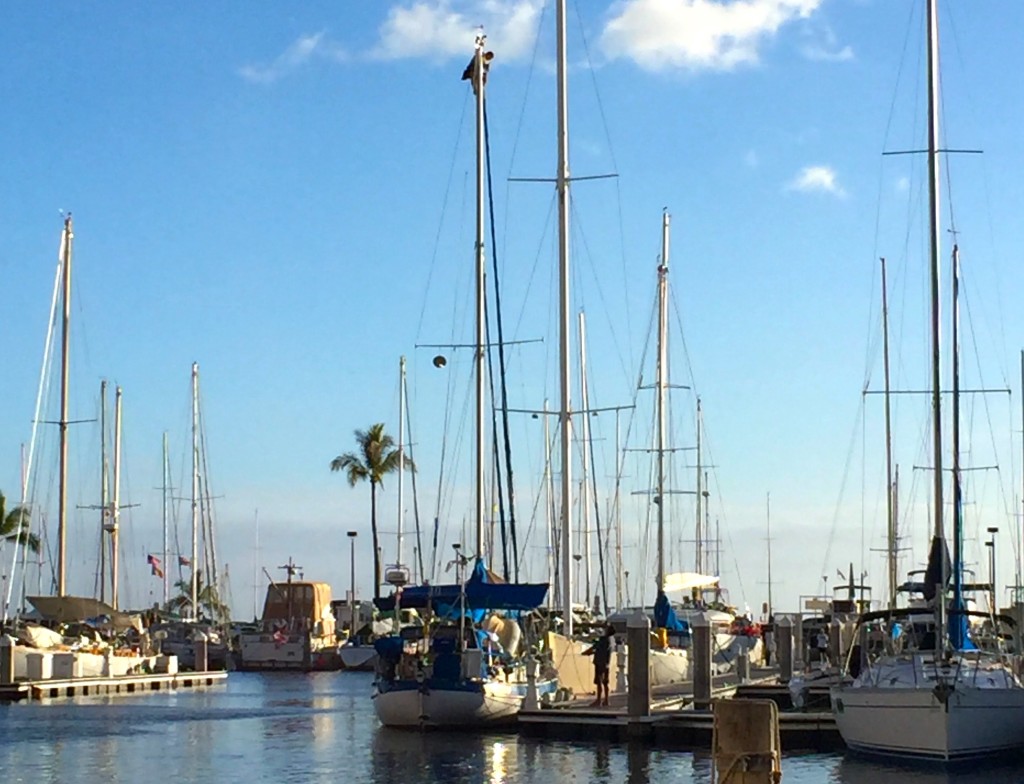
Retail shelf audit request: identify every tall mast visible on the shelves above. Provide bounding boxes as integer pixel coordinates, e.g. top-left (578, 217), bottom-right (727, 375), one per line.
top-left (473, 33), bottom-right (487, 562)
top-left (696, 397), bottom-right (703, 574)
top-left (397, 355), bottom-right (406, 567)
top-left (162, 431), bottom-right (170, 607)
top-left (99, 379), bottom-right (108, 603)
top-left (57, 215), bottom-right (73, 597)
top-left (578, 311), bottom-right (592, 607)
top-left (109, 388), bottom-right (121, 610)
top-left (655, 210), bottom-right (670, 591)
top-left (544, 399), bottom-right (555, 609)
top-left (110, 386), bottom-right (122, 610)
top-left (556, 0), bottom-right (574, 636)
top-left (766, 492), bottom-right (773, 620)
top-left (615, 408), bottom-right (623, 609)
top-left (951, 245), bottom-right (963, 620)
top-left (881, 258), bottom-right (897, 610)
top-left (925, 0), bottom-right (946, 648)
top-left (1019, 350), bottom-right (1024, 597)
top-left (191, 362), bottom-right (200, 620)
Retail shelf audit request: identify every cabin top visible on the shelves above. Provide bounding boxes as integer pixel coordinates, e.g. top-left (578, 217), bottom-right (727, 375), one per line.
top-left (260, 581), bottom-right (334, 635)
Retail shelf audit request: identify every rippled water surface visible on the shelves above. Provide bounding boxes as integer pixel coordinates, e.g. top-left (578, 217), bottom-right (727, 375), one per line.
top-left (2, 672), bottom-right (1023, 783)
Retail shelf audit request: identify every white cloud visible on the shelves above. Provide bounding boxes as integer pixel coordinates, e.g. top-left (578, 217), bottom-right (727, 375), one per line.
top-left (239, 32), bottom-right (348, 84)
top-left (799, 23), bottom-right (853, 62)
top-left (371, 0), bottom-right (543, 61)
top-left (787, 165), bottom-right (845, 197)
top-left (744, 149), bottom-right (759, 167)
top-left (895, 176), bottom-right (910, 193)
top-left (600, 0), bottom-right (822, 72)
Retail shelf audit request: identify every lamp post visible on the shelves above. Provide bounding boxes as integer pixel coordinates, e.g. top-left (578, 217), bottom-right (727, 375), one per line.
top-left (347, 531), bottom-right (358, 637)
top-left (987, 527), bottom-right (999, 615)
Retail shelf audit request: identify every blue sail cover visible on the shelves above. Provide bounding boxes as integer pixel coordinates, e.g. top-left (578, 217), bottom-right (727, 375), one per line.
top-left (374, 558), bottom-right (548, 612)
top-left (922, 536), bottom-right (951, 602)
top-left (654, 591), bottom-right (688, 632)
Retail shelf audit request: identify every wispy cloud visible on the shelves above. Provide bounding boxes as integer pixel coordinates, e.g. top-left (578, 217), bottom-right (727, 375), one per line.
top-left (799, 23), bottom-right (853, 62)
top-left (895, 176), bottom-right (910, 193)
top-left (371, 0), bottom-right (543, 61)
top-left (787, 165), bottom-right (845, 197)
top-left (599, 0), bottom-right (822, 73)
top-left (239, 32), bottom-right (348, 84)
top-left (744, 149), bottom-right (759, 167)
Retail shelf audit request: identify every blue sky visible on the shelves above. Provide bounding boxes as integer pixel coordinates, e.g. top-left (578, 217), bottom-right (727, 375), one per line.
top-left (3, 0), bottom-right (1024, 620)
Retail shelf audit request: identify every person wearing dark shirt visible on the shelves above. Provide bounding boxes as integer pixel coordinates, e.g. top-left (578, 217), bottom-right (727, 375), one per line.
top-left (584, 625), bottom-right (616, 706)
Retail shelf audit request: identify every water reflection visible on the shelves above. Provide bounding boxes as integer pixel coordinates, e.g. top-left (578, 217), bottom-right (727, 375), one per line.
top-left (836, 754), bottom-right (1024, 784)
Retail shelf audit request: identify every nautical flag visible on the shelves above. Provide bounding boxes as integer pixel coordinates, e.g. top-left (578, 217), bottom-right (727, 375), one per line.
top-left (179, 555), bottom-right (191, 567)
top-left (147, 554), bottom-right (164, 578)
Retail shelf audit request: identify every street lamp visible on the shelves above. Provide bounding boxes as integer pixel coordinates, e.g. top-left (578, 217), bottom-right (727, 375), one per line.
top-left (987, 527), bottom-right (999, 615)
top-left (347, 531), bottom-right (358, 637)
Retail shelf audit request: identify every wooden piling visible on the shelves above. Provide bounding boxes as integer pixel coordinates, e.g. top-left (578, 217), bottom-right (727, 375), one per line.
top-left (692, 614), bottom-right (712, 709)
top-left (627, 611), bottom-right (650, 718)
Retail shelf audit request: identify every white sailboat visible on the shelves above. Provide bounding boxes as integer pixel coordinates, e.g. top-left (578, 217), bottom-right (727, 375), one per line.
top-left (371, 33), bottom-right (557, 728)
top-left (830, 0), bottom-right (1024, 761)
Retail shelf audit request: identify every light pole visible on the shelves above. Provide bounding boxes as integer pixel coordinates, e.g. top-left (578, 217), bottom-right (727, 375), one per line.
top-left (987, 527), bottom-right (999, 615)
top-left (347, 531), bottom-right (358, 638)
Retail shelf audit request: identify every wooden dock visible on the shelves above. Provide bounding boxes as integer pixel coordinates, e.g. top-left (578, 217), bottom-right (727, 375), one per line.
top-left (520, 671), bottom-right (842, 751)
top-left (0, 670), bottom-right (228, 702)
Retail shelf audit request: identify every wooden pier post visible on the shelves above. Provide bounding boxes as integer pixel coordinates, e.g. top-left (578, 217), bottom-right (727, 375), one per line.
top-left (615, 635), bottom-right (628, 694)
top-left (692, 614), bottom-right (712, 709)
top-left (523, 653), bottom-right (539, 711)
top-left (829, 620), bottom-right (842, 668)
top-left (793, 611), bottom-right (804, 669)
top-left (0, 635), bottom-right (14, 685)
top-left (194, 629), bottom-right (208, 672)
top-left (777, 616), bottom-right (793, 683)
top-left (737, 652), bottom-right (750, 684)
top-left (627, 611), bottom-right (650, 718)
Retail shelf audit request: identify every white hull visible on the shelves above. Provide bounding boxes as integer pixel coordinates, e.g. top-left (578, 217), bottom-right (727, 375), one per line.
top-left (237, 633), bottom-right (341, 671)
top-left (650, 647), bottom-right (690, 685)
top-left (832, 683), bottom-right (1024, 761)
top-left (374, 678), bottom-right (555, 728)
top-left (340, 645), bottom-right (377, 671)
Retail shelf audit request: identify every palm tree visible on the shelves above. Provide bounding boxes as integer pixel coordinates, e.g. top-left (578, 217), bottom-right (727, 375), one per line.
top-left (168, 574), bottom-right (230, 622)
top-left (331, 423), bottom-right (414, 599)
top-left (0, 491), bottom-right (39, 554)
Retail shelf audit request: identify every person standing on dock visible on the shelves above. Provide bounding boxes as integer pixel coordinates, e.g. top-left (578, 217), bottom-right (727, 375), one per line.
top-left (584, 625), bottom-right (615, 707)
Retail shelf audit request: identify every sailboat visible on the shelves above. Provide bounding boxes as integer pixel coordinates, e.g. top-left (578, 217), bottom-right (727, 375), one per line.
top-left (605, 213), bottom-right (758, 680)
top-left (829, 0), bottom-right (1024, 761)
top-left (371, 34), bottom-right (556, 728)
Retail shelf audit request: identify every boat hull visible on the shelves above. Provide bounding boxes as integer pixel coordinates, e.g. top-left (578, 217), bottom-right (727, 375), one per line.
top-left (831, 683), bottom-right (1024, 761)
top-left (650, 647), bottom-right (690, 685)
top-left (340, 645), bottom-right (377, 671)
top-left (236, 634), bottom-right (341, 672)
top-left (374, 678), bottom-right (558, 728)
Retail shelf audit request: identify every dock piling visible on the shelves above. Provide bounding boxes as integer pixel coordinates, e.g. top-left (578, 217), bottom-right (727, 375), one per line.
top-left (692, 614), bottom-right (712, 709)
top-left (194, 629), bottom-right (208, 672)
top-left (627, 611), bottom-right (650, 718)
top-left (737, 652), bottom-right (750, 684)
top-left (777, 617), bottom-right (793, 683)
top-left (0, 636), bottom-right (14, 685)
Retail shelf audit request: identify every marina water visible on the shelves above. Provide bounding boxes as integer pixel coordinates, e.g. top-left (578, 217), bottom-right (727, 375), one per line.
top-left (1, 672), bottom-right (1020, 783)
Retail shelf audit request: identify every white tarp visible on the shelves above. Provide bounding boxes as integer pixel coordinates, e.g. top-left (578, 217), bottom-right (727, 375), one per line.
top-left (663, 572), bottom-right (720, 593)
